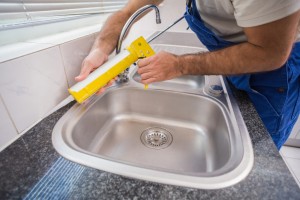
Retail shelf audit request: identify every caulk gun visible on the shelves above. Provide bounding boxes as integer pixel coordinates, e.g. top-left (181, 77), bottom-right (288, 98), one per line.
top-left (68, 36), bottom-right (154, 103)
top-left (68, 16), bottom-right (184, 103)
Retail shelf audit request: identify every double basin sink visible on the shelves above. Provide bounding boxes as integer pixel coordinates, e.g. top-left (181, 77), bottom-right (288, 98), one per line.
top-left (52, 32), bottom-right (253, 189)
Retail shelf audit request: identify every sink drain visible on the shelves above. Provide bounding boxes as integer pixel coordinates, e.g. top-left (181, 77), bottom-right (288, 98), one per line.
top-left (141, 127), bottom-right (173, 149)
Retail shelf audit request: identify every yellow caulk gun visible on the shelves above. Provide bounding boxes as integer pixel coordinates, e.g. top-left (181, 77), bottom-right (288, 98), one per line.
top-left (68, 16), bottom-right (184, 103)
top-left (68, 36), bottom-right (155, 103)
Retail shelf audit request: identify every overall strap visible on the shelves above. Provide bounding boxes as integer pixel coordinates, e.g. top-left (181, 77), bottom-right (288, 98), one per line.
top-left (186, 0), bottom-right (201, 19)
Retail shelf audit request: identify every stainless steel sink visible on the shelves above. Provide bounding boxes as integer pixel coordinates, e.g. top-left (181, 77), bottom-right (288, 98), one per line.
top-left (66, 87), bottom-right (234, 173)
top-left (52, 31), bottom-right (253, 189)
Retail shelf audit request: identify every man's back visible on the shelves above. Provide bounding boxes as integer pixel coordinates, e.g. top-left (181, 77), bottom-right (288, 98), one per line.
top-left (195, 0), bottom-right (300, 43)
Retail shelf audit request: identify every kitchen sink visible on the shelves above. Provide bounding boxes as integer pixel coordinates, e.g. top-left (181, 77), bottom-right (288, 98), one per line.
top-left (64, 87), bottom-right (234, 173)
top-left (52, 32), bottom-right (253, 189)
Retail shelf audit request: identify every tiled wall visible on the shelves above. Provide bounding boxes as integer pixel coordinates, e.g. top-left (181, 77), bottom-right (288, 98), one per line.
top-left (0, 34), bottom-right (96, 149)
top-left (0, 46), bottom-right (69, 133)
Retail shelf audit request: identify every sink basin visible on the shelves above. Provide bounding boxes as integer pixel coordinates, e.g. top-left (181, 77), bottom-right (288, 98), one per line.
top-left (64, 87), bottom-right (234, 173)
top-left (52, 31), bottom-right (253, 189)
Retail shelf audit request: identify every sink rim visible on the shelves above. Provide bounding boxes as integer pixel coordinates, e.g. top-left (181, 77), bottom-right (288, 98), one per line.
top-left (52, 81), bottom-right (254, 189)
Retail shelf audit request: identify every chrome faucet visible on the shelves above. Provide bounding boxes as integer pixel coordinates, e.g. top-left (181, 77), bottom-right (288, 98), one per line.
top-left (116, 5), bottom-right (161, 54)
top-left (116, 4), bottom-right (161, 82)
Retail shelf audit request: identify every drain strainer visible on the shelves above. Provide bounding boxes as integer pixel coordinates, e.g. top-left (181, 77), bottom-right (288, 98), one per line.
top-left (141, 127), bottom-right (173, 149)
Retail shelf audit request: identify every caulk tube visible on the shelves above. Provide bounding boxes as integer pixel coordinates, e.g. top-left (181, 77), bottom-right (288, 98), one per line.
top-left (69, 50), bottom-right (137, 103)
top-left (68, 36), bottom-right (155, 103)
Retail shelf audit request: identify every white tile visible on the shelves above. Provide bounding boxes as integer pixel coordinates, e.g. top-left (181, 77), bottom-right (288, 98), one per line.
top-left (0, 46), bottom-right (69, 132)
top-left (59, 34), bottom-right (95, 87)
top-left (280, 146), bottom-right (300, 159)
top-left (283, 157), bottom-right (300, 187)
top-left (0, 96), bottom-right (18, 149)
top-left (0, 42), bottom-right (53, 63)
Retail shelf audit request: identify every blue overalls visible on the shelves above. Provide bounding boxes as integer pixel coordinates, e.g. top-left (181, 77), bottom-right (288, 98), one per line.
top-left (184, 0), bottom-right (300, 149)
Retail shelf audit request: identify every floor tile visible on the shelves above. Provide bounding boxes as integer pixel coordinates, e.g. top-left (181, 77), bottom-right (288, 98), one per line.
top-left (280, 146), bottom-right (300, 159)
top-left (283, 157), bottom-right (300, 187)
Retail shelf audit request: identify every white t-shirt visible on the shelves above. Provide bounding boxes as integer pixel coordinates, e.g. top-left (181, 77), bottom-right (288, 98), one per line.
top-left (195, 0), bottom-right (300, 43)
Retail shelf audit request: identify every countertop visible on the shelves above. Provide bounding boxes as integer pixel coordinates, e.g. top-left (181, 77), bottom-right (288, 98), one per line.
top-left (1, 87), bottom-right (300, 200)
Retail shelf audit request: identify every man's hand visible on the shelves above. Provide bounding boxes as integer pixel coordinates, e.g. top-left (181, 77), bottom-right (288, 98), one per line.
top-left (137, 51), bottom-right (184, 84)
top-left (75, 48), bottom-right (116, 95)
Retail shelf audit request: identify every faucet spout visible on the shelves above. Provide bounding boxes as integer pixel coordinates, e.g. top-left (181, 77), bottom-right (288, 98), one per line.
top-left (116, 4), bottom-right (161, 54)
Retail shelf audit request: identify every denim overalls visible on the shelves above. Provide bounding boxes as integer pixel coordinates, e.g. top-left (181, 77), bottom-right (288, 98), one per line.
top-left (184, 0), bottom-right (300, 149)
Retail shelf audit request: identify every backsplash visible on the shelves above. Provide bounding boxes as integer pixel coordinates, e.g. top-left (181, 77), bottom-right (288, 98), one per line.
top-left (60, 34), bottom-right (96, 87)
top-left (0, 34), bottom-right (95, 149)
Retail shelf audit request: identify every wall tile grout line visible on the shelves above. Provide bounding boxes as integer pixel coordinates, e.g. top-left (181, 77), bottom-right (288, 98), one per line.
top-left (58, 44), bottom-right (72, 89)
top-left (0, 94), bottom-right (19, 134)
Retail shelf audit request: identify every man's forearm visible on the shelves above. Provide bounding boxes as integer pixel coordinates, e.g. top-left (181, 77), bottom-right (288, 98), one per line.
top-left (179, 42), bottom-right (289, 76)
top-left (91, 10), bottom-right (131, 55)
top-left (137, 39), bottom-right (292, 84)
top-left (179, 11), bottom-right (300, 76)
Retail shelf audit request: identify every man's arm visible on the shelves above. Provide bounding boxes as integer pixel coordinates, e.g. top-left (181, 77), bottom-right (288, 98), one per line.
top-left (76, 0), bottom-right (163, 85)
top-left (138, 10), bottom-right (300, 84)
